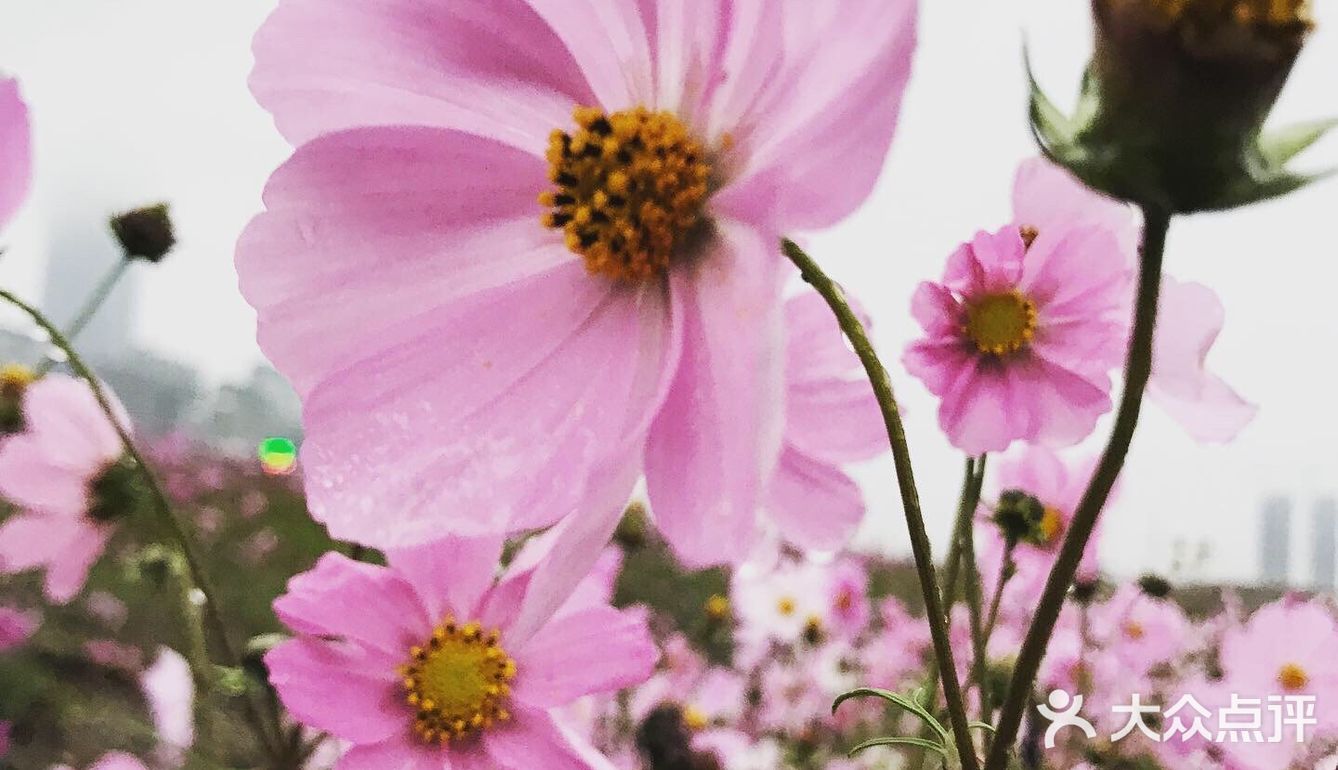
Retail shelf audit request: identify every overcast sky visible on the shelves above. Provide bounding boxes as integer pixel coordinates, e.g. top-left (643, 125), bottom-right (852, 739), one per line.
top-left (1, 0), bottom-right (1335, 584)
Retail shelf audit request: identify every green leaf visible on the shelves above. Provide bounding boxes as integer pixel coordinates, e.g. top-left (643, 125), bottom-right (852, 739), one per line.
top-left (968, 721), bottom-right (998, 734)
top-left (833, 687), bottom-right (950, 742)
top-left (1024, 44), bottom-right (1076, 153)
top-left (849, 736), bottom-right (949, 759)
top-left (1260, 117), bottom-right (1338, 169)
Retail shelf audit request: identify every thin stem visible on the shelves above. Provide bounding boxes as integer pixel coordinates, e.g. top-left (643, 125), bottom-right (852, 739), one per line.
top-left (982, 207), bottom-right (1171, 770)
top-left (0, 287), bottom-right (288, 760)
top-left (35, 259), bottom-right (131, 375)
top-left (959, 515), bottom-right (990, 720)
top-left (981, 541), bottom-right (1014, 645)
top-left (782, 240), bottom-right (980, 770)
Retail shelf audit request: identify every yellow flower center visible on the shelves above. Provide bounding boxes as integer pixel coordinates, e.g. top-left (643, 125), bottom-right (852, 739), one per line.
top-left (1039, 506), bottom-right (1066, 545)
top-left (0, 363), bottom-right (35, 434)
top-left (777, 597), bottom-right (797, 616)
top-left (399, 618), bottom-right (516, 746)
top-left (1278, 662), bottom-right (1310, 692)
top-left (1122, 620), bottom-right (1146, 640)
top-left (682, 705), bottom-right (710, 731)
top-left (964, 291), bottom-right (1037, 356)
top-left (541, 106), bottom-right (711, 283)
top-left (0, 363), bottom-right (34, 394)
top-left (705, 594), bottom-right (731, 621)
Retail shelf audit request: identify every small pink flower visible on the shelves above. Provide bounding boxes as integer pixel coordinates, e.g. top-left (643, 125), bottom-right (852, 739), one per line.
top-left (265, 532), bottom-right (657, 769)
top-left (904, 160), bottom-right (1135, 454)
top-left (143, 647), bottom-right (195, 765)
top-left (238, 0), bottom-right (917, 565)
top-left (822, 558), bottom-right (872, 640)
top-left (766, 291), bottom-right (884, 552)
top-left (1148, 276), bottom-right (1257, 443)
top-left (733, 558), bottom-right (828, 652)
top-left (0, 76), bottom-right (31, 232)
top-left (0, 375), bottom-right (133, 604)
top-left (1089, 583), bottom-right (1190, 673)
top-left (0, 606), bottom-right (37, 653)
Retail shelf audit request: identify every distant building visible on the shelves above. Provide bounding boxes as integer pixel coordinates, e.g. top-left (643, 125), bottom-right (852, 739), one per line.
top-left (189, 364), bottom-right (302, 456)
top-left (98, 348), bottom-right (202, 438)
top-left (1313, 498), bottom-right (1337, 591)
top-left (1260, 496), bottom-right (1291, 586)
top-left (40, 208), bottom-right (136, 364)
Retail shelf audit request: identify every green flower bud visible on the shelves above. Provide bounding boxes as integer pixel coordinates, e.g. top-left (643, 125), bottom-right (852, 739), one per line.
top-left (992, 489), bottom-right (1049, 545)
top-left (1031, 0), bottom-right (1332, 212)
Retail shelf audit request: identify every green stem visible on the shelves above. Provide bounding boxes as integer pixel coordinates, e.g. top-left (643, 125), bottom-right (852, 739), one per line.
top-left (981, 541), bottom-right (1014, 646)
top-left (959, 514), bottom-right (991, 721)
top-left (0, 287), bottom-right (288, 760)
top-left (982, 207), bottom-right (1171, 770)
top-left (35, 259), bottom-right (131, 375)
top-left (782, 240), bottom-right (980, 770)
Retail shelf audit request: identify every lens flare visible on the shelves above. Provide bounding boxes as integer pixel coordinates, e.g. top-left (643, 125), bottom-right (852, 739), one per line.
top-left (258, 437), bottom-right (298, 476)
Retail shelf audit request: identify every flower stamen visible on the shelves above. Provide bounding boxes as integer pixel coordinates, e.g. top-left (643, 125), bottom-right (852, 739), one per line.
top-left (541, 106), bottom-right (711, 282)
top-left (399, 618), bottom-right (516, 746)
top-left (1278, 662), bottom-right (1309, 692)
top-left (964, 291), bottom-right (1038, 356)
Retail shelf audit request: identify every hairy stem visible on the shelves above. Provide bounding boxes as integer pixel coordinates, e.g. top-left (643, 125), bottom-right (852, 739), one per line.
top-left (982, 207), bottom-right (1171, 769)
top-left (782, 240), bottom-right (980, 770)
top-left (0, 287), bottom-right (287, 760)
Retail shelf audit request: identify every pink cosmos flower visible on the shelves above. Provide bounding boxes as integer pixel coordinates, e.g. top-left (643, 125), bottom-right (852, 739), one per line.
top-left (822, 558), bottom-right (872, 640)
top-left (904, 160), bottom-right (1134, 454)
top-left (1089, 583), bottom-right (1190, 674)
top-left (0, 77), bottom-right (31, 232)
top-left (1217, 597), bottom-right (1338, 743)
top-left (239, 0), bottom-right (917, 565)
top-left (1148, 276), bottom-right (1257, 443)
top-left (767, 292), bottom-right (885, 552)
top-left (0, 606), bottom-right (37, 653)
top-left (265, 532), bottom-right (658, 769)
top-left (0, 375), bottom-right (133, 603)
top-left (143, 647), bottom-right (195, 766)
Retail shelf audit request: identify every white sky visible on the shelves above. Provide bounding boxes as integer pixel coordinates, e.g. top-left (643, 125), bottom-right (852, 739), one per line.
top-left (0, 0), bottom-right (1335, 584)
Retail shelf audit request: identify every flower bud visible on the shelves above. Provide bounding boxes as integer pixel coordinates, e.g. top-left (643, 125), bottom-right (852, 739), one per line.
top-left (109, 203), bottom-right (176, 263)
top-left (992, 489), bottom-right (1048, 545)
top-left (1137, 572), bottom-right (1174, 599)
top-left (1032, 0), bottom-right (1330, 212)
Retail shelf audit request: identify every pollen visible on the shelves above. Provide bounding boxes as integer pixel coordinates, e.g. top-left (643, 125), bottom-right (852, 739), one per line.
top-left (542, 106), bottom-right (711, 282)
top-left (1278, 662), bottom-right (1309, 692)
top-left (1039, 506), bottom-right (1065, 545)
top-left (682, 705), bottom-right (710, 731)
top-left (777, 597), bottom-right (797, 617)
top-left (964, 291), bottom-right (1038, 356)
top-left (705, 594), bottom-right (731, 621)
top-left (399, 617), bottom-right (516, 746)
top-left (0, 364), bottom-right (34, 393)
top-left (1122, 620), bottom-right (1147, 640)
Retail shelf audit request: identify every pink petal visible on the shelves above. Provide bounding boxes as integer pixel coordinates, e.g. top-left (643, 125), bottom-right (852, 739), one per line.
top-left (484, 709), bottom-right (601, 770)
top-left (903, 337), bottom-right (976, 397)
top-left (236, 126), bottom-right (562, 399)
top-left (909, 282), bottom-right (964, 338)
top-left (22, 375), bottom-right (129, 474)
top-left (505, 453), bottom-right (641, 645)
top-left (512, 605), bottom-right (656, 708)
top-left (765, 446), bottom-right (864, 552)
top-left (0, 433), bottom-right (92, 514)
top-left (521, 0), bottom-right (653, 111)
top-left (936, 361), bottom-right (1013, 455)
top-left (336, 740), bottom-right (444, 770)
top-left (387, 535), bottom-right (505, 623)
top-left (645, 221), bottom-right (785, 567)
top-left (699, 1), bottom-right (786, 143)
top-left (648, 0), bottom-right (731, 122)
top-left (43, 527), bottom-right (111, 605)
top-left (785, 379), bottom-right (885, 464)
top-left (1019, 225), bottom-right (1133, 318)
top-left (273, 553), bottom-right (427, 664)
top-left (265, 638), bottom-right (405, 745)
top-left (251, 0), bottom-right (595, 154)
top-left (0, 78), bottom-right (31, 231)
top-left (87, 753), bottom-right (149, 770)
top-left (299, 259), bottom-right (674, 549)
top-left (720, 0), bottom-right (917, 230)
top-left (1011, 158), bottom-right (1140, 257)
top-left (1149, 277), bottom-right (1256, 443)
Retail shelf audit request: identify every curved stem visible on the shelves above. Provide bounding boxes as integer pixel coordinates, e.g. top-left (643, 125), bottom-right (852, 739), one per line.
top-left (0, 287), bottom-right (287, 760)
top-left (41, 259), bottom-right (131, 370)
top-left (782, 240), bottom-right (980, 770)
top-left (982, 207), bottom-right (1171, 770)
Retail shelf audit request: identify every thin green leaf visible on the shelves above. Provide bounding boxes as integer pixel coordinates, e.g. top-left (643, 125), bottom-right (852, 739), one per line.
top-left (1024, 44), bottom-right (1075, 152)
top-left (849, 736), bottom-right (949, 759)
top-left (968, 721), bottom-right (998, 734)
top-left (1260, 117), bottom-right (1338, 169)
top-left (833, 688), bottom-right (950, 742)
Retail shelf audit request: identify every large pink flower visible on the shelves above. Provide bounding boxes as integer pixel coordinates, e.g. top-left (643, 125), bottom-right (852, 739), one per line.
top-left (904, 161), bottom-right (1134, 454)
top-left (0, 375), bottom-right (133, 603)
top-left (0, 76), bottom-right (30, 232)
top-left (766, 291), bottom-right (884, 552)
top-left (265, 532), bottom-right (658, 770)
top-left (238, 0), bottom-right (916, 564)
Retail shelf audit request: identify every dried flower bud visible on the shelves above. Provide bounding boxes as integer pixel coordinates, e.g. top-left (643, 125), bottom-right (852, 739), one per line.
top-left (1032, 0), bottom-right (1330, 212)
top-left (110, 203), bottom-right (176, 263)
top-left (1137, 573), bottom-right (1174, 599)
top-left (992, 489), bottom-right (1048, 544)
